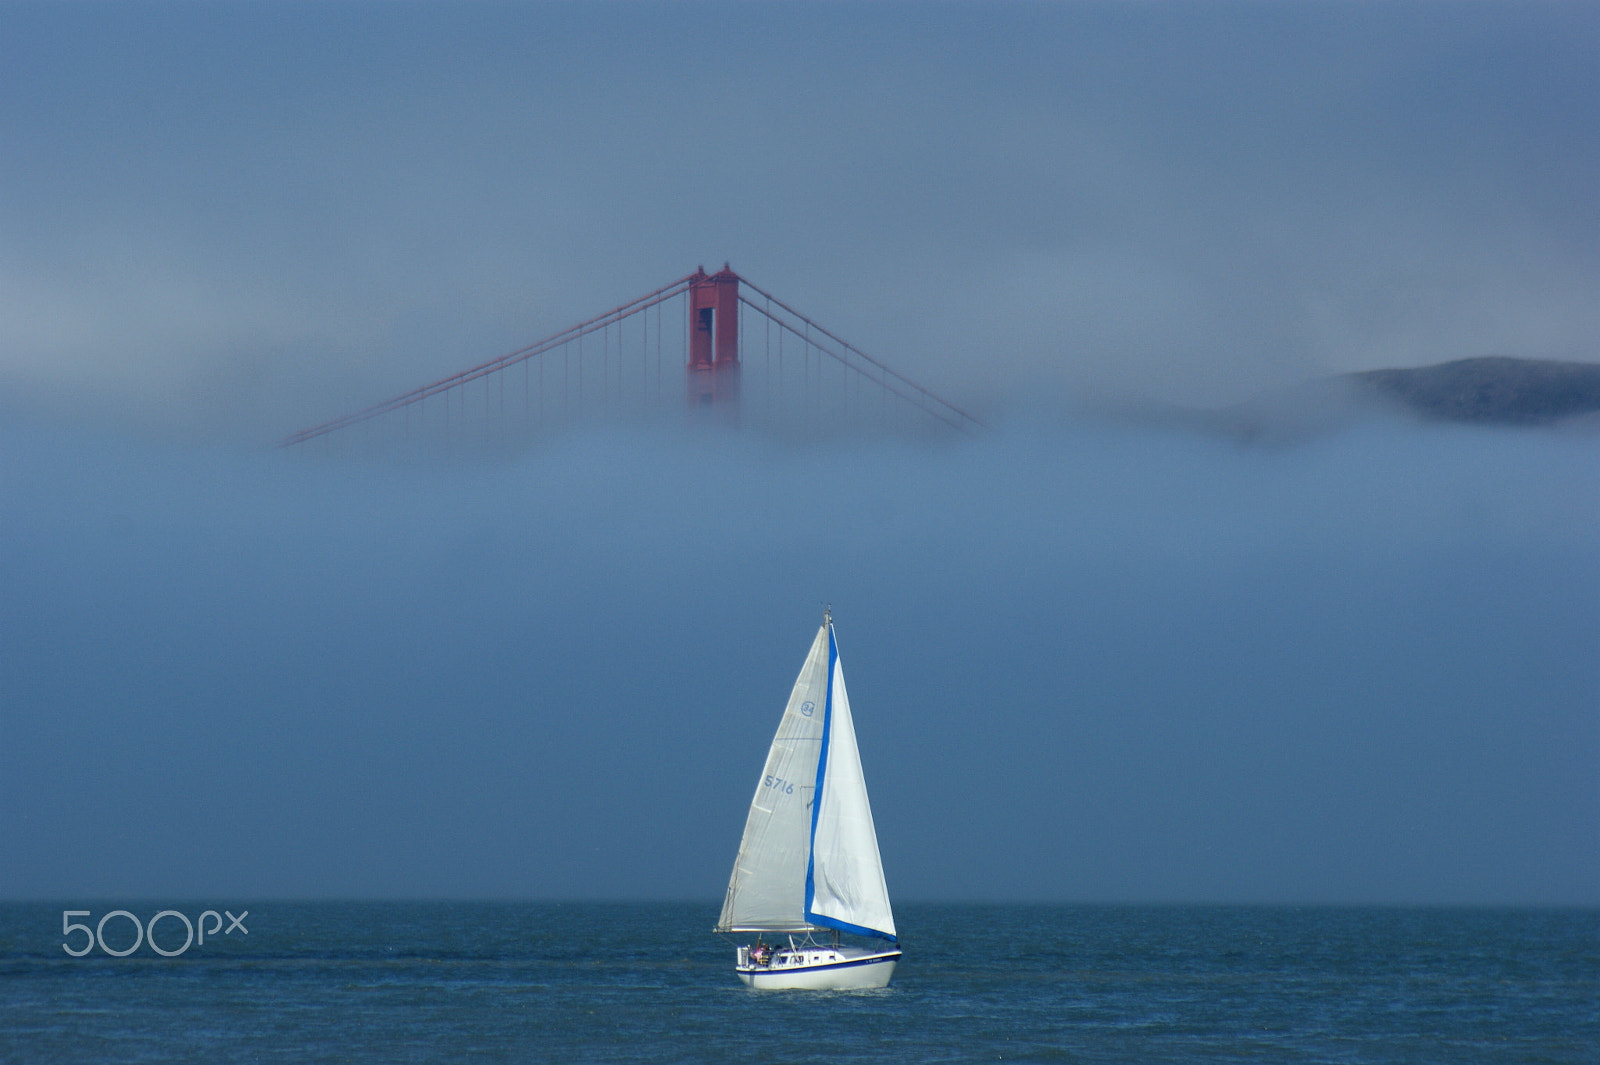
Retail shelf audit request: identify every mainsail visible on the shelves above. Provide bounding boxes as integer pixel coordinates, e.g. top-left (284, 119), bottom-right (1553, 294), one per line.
top-left (717, 617), bottom-right (896, 941)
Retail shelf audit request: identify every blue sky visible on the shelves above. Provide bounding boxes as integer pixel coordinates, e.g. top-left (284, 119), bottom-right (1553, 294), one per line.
top-left (1, 2), bottom-right (1596, 904)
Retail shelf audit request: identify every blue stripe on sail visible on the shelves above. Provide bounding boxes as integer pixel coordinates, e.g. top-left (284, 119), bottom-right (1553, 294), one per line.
top-left (804, 624), bottom-right (897, 944)
top-left (811, 913), bottom-right (896, 942)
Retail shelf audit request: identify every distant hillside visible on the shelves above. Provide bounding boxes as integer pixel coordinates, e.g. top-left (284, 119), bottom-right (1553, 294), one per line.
top-left (1156, 356), bottom-right (1600, 442)
top-left (1348, 356), bottom-right (1600, 426)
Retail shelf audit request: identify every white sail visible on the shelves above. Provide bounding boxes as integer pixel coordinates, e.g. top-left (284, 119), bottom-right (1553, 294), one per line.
top-left (716, 624), bottom-right (830, 933)
top-left (805, 637), bottom-right (896, 940)
top-left (717, 617), bottom-right (896, 943)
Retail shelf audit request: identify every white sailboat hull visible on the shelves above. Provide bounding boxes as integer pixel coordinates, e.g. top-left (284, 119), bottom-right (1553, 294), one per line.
top-left (735, 946), bottom-right (901, 990)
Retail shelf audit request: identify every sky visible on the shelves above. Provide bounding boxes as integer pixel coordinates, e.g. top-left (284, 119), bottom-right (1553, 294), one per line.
top-left (1, 2), bottom-right (1597, 905)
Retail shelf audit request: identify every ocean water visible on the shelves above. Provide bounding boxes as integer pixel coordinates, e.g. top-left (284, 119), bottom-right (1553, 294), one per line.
top-left (1, 903), bottom-right (1594, 1063)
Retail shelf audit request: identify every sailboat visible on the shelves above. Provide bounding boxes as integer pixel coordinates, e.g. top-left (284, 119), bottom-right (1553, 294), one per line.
top-left (715, 610), bottom-right (900, 989)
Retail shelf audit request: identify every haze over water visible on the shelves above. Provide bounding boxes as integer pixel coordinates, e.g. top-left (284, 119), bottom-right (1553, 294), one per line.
top-left (3, 406), bottom-right (1595, 905)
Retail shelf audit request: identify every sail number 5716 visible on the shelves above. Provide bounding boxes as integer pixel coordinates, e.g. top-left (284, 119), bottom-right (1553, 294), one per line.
top-left (763, 775), bottom-right (795, 795)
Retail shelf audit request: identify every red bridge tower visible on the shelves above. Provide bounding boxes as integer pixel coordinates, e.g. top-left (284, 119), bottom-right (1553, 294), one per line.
top-left (688, 264), bottom-right (739, 406)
